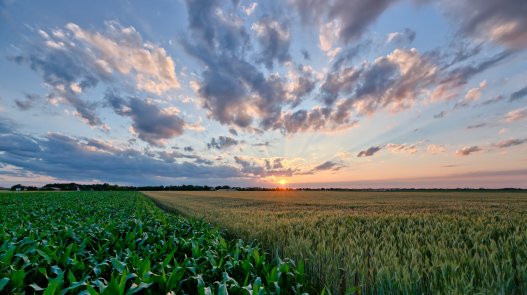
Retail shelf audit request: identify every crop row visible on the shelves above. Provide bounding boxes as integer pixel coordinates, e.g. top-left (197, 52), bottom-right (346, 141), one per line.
top-left (145, 191), bottom-right (527, 294)
top-left (0, 192), bottom-right (310, 294)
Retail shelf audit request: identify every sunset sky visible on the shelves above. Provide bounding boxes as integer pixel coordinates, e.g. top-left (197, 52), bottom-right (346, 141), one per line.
top-left (0, 0), bottom-right (526, 188)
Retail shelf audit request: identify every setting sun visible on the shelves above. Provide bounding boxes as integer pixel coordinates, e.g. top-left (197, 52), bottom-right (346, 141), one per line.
top-left (278, 179), bottom-right (287, 186)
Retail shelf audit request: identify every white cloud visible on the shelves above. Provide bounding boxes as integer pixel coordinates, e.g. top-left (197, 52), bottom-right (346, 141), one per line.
top-left (504, 108), bottom-right (527, 122)
top-left (464, 80), bottom-right (487, 101)
top-left (427, 144), bottom-right (446, 154)
top-left (65, 22), bottom-right (180, 95)
top-left (386, 143), bottom-right (417, 154)
top-left (243, 2), bottom-right (257, 15)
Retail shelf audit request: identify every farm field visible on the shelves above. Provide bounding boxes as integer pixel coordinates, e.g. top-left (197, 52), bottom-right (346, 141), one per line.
top-left (0, 192), bottom-right (308, 294)
top-left (145, 190), bottom-right (527, 294)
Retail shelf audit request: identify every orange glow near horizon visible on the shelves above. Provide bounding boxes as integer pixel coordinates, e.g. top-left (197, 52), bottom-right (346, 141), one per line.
top-left (278, 179), bottom-right (287, 186)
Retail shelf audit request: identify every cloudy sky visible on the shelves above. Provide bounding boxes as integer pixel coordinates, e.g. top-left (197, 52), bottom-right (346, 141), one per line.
top-left (0, 0), bottom-right (526, 188)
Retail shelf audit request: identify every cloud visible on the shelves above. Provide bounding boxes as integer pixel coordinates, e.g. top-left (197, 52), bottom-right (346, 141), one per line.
top-left (252, 141), bottom-right (270, 147)
top-left (12, 21), bottom-right (180, 128)
top-left (181, 0), bottom-right (285, 130)
top-left (181, 0), bottom-right (318, 133)
top-left (301, 49), bottom-right (310, 60)
top-left (494, 138), bottom-right (527, 148)
top-left (466, 123), bottom-right (487, 129)
top-left (252, 16), bottom-right (291, 69)
top-left (14, 93), bottom-right (40, 111)
top-left (433, 111), bottom-right (447, 119)
top-left (446, 0), bottom-right (527, 49)
top-left (357, 146), bottom-right (382, 157)
top-left (386, 28), bottom-right (416, 45)
top-left (454, 80), bottom-right (488, 108)
top-left (313, 160), bottom-right (342, 171)
top-left (482, 95), bottom-right (504, 105)
top-left (510, 85), bottom-right (527, 101)
top-left (464, 80), bottom-right (488, 101)
top-left (504, 107), bottom-right (527, 122)
top-left (156, 150), bottom-right (212, 165)
top-left (456, 146), bottom-right (481, 156)
top-left (0, 131), bottom-right (241, 184)
top-left (228, 128), bottom-right (238, 136)
top-left (65, 22), bottom-right (180, 94)
top-left (234, 156), bottom-right (296, 177)
top-left (430, 51), bottom-right (511, 102)
top-left (292, 0), bottom-right (397, 43)
top-left (243, 2), bottom-right (258, 15)
top-left (427, 144), bottom-right (446, 154)
top-left (386, 143), bottom-right (417, 154)
top-left (277, 104), bottom-right (358, 133)
top-left (105, 92), bottom-right (185, 145)
top-left (207, 136), bottom-right (239, 150)
top-left (183, 146), bottom-right (194, 152)
top-left (352, 48), bottom-right (437, 114)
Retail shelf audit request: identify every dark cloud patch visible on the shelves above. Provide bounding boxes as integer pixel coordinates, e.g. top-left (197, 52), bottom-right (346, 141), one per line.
top-left (437, 41), bottom-right (483, 70)
top-left (431, 51), bottom-right (512, 101)
top-left (14, 93), bottom-right (40, 111)
top-left (301, 49), bottom-right (310, 60)
top-left (277, 104), bottom-right (358, 134)
top-left (234, 156), bottom-right (295, 177)
top-left (10, 21), bottom-right (180, 131)
top-left (13, 52), bottom-right (103, 126)
top-left (357, 146), bottom-right (382, 157)
top-left (292, 0), bottom-right (396, 43)
top-left (456, 146), bottom-right (481, 156)
top-left (300, 160), bottom-right (345, 175)
top-left (434, 111), bottom-right (447, 119)
top-left (287, 65), bottom-right (317, 107)
top-left (442, 165), bottom-right (458, 168)
top-left (228, 128), bottom-right (238, 136)
top-left (510, 86), bottom-right (527, 102)
top-left (156, 150), bottom-right (213, 166)
top-left (184, 146), bottom-right (194, 152)
top-left (331, 40), bottom-right (371, 71)
top-left (0, 117), bottom-right (16, 134)
top-left (252, 141), bottom-right (269, 147)
top-left (314, 161), bottom-right (341, 171)
top-left (447, 0), bottom-right (527, 49)
top-left (234, 156), bottom-right (264, 176)
top-left (439, 51), bottom-right (511, 91)
top-left (252, 15), bottom-right (291, 69)
top-left (0, 131), bottom-right (241, 184)
top-left (482, 95), bottom-right (504, 105)
top-left (320, 64), bottom-right (362, 106)
top-left (105, 92), bottom-right (184, 145)
top-left (466, 123), bottom-right (486, 129)
top-left (330, 0), bottom-right (395, 42)
top-left (207, 136), bottom-right (239, 150)
top-left (494, 138), bottom-right (527, 148)
top-left (450, 51), bottom-right (511, 82)
top-left (265, 158), bottom-right (284, 170)
top-left (181, 0), bottom-right (314, 132)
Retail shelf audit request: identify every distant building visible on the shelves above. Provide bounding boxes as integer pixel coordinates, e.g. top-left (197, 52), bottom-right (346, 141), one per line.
top-left (15, 188), bottom-right (21, 191)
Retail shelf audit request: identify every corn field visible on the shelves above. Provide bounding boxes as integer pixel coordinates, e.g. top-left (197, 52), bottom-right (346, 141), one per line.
top-left (145, 190), bottom-right (527, 294)
top-left (0, 191), bottom-right (309, 294)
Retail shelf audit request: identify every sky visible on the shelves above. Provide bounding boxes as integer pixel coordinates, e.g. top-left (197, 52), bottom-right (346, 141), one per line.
top-left (0, 0), bottom-right (526, 188)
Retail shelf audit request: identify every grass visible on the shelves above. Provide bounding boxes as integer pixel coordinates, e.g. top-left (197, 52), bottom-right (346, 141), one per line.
top-left (0, 191), bottom-right (309, 294)
top-left (144, 190), bottom-right (527, 294)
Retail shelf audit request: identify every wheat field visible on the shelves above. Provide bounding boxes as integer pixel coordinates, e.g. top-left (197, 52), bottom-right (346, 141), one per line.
top-left (144, 190), bottom-right (527, 294)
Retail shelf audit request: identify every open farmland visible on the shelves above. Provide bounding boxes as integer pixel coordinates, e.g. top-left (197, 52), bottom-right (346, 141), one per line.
top-left (0, 192), bottom-right (308, 294)
top-left (145, 190), bottom-right (527, 294)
